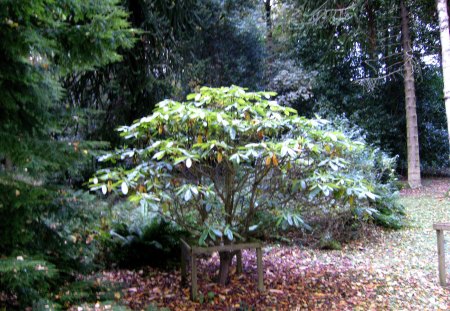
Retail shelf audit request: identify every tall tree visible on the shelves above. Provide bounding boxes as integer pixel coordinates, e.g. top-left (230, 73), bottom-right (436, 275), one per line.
top-left (179, 0), bottom-right (266, 91)
top-left (64, 0), bottom-right (267, 145)
top-left (436, 0), bottom-right (450, 147)
top-left (0, 0), bottom-right (135, 173)
top-left (63, 0), bottom-right (199, 145)
top-left (0, 1), bottom-right (135, 304)
top-left (400, 0), bottom-right (421, 188)
top-left (286, 0), bottom-right (428, 186)
top-left (264, 0), bottom-right (274, 81)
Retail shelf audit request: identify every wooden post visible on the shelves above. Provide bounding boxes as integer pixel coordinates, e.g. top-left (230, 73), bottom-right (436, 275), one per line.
top-left (433, 223), bottom-right (450, 286)
top-left (236, 250), bottom-right (243, 275)
top-left (181, 243), bottom-right (187, 286)
top-left (190, 253), bottom-right (198, 301)
top-left (437, 229), bottom-right (446, 286)
top-left (256, 247), bottom-right (264, 291)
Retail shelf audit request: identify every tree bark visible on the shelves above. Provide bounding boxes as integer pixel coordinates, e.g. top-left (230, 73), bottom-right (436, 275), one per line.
top-left (400, 0), bottom-right (421, 188)
top-left (265, 0), bottom-right (272, 40)
top-left (366, 0), bottom-right (377, 60)
top-left (264, 0), bottom-right (273, 82)
top-left (4, 156), bottom-right (13, 171)
top-left (218, 251), bottom-right (233, 285)
top-left (436, 0), bottom-right (450, 148)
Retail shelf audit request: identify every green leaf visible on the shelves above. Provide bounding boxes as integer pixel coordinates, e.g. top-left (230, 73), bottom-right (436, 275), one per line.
top-left (248, 224), bottom-right (258, 231)
top-left (229, 154), bottom-right (240, 164)
top-left (287, 214), bottom-right (293, 226)
top-left (208, 230), bottom-right (216, 241)
top-left (184, 189), bottom-right (192, 201)
top-left (300, 180), bottom-right (307, 190)
top-left (199, 230), bottom-right (208, 246)
top-left (230, 127), bottom-right (236, 140)
top-left (190, 186), bottom-right (199, 195)
top-left (212, 228), bottom-right (223, 237)
top-left (308, 186), bottom-right (321, 199)
top-left (224, 227), bottom-right (233, 241)
top-left (152, 151), bottom-right (165, 160)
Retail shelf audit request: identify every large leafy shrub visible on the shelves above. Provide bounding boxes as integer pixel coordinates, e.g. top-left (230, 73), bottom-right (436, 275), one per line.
top-left (91, 86), bottom-right (402, 283)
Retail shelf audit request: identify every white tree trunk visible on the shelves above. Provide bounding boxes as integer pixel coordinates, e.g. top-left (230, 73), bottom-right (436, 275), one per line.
top-left (400, 0), bottom-right (421, 188)
top-left (436, 0), bottom-right (450, 148)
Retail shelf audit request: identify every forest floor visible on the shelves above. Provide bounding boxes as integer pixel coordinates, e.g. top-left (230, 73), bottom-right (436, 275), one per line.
top-left (77, 179), bottom-right (450, 310)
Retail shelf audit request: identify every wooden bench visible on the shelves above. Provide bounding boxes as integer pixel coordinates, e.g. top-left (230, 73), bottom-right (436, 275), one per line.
top-left (180, 239), bottom-right (264, 301)
top-left (433, 222), bottom-right (450, 286)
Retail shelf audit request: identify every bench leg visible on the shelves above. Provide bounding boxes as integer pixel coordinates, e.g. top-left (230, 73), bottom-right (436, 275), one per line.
top-left (437, 230), bottom-right (446, 286)
top-left (256, 247), bottom-right (264, 291)
top-left (236, 250), bottom-right (243, 275)
top-left (190, 253), bottom-right (198, 301)
top-left (181, 244), bottom-right (187, 286)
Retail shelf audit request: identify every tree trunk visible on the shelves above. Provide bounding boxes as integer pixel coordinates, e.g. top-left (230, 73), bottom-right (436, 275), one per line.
top-left (4, 156), bottom-right (13, 171)
top-left (264, 0), bottom-right (273, 82)
top-left (400, 0), bottom-right (421, 188)
top-left (218, 251), bottom-right (233, 285)
top-left (265, 0), bottom-right (272, 42)
top-left (366, 0), bottom-right (377, 60)
top-left (436, 0), bottom-right (450, 148)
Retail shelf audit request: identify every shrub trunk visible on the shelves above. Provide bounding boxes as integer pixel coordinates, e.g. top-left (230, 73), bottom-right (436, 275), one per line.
top-left (218, 251), bottom-right (233, 285)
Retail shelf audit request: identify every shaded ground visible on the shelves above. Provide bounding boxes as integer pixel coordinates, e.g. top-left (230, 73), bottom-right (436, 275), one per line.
top-left (78, 179), bottom-right (450, 310)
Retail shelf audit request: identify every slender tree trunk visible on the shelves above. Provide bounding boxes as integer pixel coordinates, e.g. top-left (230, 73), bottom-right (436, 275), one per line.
top-left (265, 0), bottom-right (273, 82)
top-left (265, 0), bottom-right (272, 40)
top-left (217, 167), bottom-right (235, 285)
top-left (4, 156), bottom-right (13, 171)
top-left (400, 0), bottom-right (421, 188)
top-left (218, 251), bottom-right (233, 285)
top-left (366, 0), bottom-right (377, 60)
top-left (436, 0), bottom-right (450, 147)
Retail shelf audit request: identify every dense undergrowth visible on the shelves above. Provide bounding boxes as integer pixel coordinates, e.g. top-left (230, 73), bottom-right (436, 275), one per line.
top-left (0, 112), bottom-right (405, 309)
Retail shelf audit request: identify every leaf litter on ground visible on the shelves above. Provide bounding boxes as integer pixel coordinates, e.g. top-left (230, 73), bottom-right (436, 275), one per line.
top-left (73, 178), bottom-right (450, 310)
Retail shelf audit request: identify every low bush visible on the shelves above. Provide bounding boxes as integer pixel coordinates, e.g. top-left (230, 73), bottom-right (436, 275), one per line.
top-left (103, 218), bottom-right (188, 269)
top-left (0, 257), bottom-right (57, 308)
top-left (0, 177), bottom-right (108, 308)
top-left (94, 201), bottom-right (188, 270)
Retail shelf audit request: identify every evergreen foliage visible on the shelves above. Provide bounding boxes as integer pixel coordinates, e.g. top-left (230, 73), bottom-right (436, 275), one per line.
top-left (103, 218), bottom-right (188, 269)
top-left (284, 0), bottom-right (447, 174)
top-left (0, 257), bottom-right (57, 307)
top-left (0, 0), bottom-right (135, 307)
top-left (63, 0), bottom-right (200, 145)
top-left (0, 0), bottom-right (136, 168)
top-left (63, 0), bottom-right (266, 146)
top-left (180, 0), bottom-right (266, 91)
